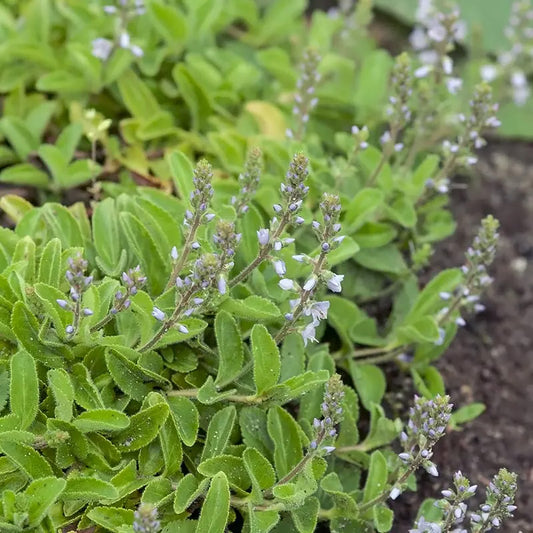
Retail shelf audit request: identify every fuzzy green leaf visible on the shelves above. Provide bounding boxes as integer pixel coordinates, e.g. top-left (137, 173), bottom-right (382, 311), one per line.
top-left (114, 403), bottom-right (169, 452)
top-left (73, 409), bottom-right (130, 433)
top-left (62, 477), bottom-right (119, 501)
top-left (214, 310), bottom-right (244, 387)
top-left (26, 477), bottom-right (66, 526)
top-left (220, 295), bottom-right (281, 320)
top-left (10, 351), bottom-right (39, 430)
top-left (252, 324), bottom-right (280, 395)
top-left (196, 472), bottom-right (230, 533)
top-left (47, 368), bottom-right (74, 422)
top-left (200, 405), bottom-right (236, 462)
top-left (166, 396), bottom-right (199, 447)
top-left (267, 405), bottom-right (303, 478)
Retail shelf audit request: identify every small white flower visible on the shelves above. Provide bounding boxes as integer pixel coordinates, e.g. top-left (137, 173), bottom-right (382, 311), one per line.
top-left (91, 38), bottom-right (113, 60)
top-left (217, 276), bottom-right (227, 295)
top-left (307, 301), bottom-right (330, 321)
top-left (171, 246), bottom-right (179, 260)
top-left (300, 320), bottom-right (318, 346)
top-left (480, 64), bottom-right (498, 82)
top-left (178, 324), bottom-right (189, 334)
top-left (446, 77), bottom-right (462, 94)
top-left (410, 26), bottom-right (429, 50)
top-left (119, 32), bottom-right (131, 48)
top-left (152, 307), bottom-right (166, 321)
top-left (257, 228), bottom-right (270, 246)
top-left (428, 24), bottom-right (446, 42)
top-left (279, 279), bottom-right (295, 291)
top-left (414, 65), bottom-right (432, 78)
top-left (273, 260), bottom-right (286, 276)
top-left (442, 56), bottom-right (453, 75)
top-left (425, 462), bottom-right (439, 477)
top-left (390, 487), bottom-right (401, 500)
top-left (326, 274), bottom-right (344, 293)
top-left (511, 70), bottom-right (527, 88)
top-left (292, 254), bottom-right (305, 263)
top-left (66, 325), bottom-right (74, 334)
top-left (303, 276), bottom-right (317, 291)
top-left (130, 44), bottom-right (144, 57)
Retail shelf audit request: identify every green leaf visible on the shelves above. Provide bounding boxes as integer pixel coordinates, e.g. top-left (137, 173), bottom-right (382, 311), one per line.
top-left (71, 363), bottom-right (105, 410)
top-left (87, 507), bottom-right (134, 530)
top-left (167, 150), bottom-right (194, 202)
top-left (62, 477), bottom-right (119, 501)
top-left (25, 477), bottom-right (66, 526)
top-left (252, 324), bottom-right (280, 395)
top-left (349, 362), bottom-right (386, 411)
top-left (198, 455), bottom-right (251, 490)
top-left (240, 407), bottom-right (273, 461)
top-left (117, 70), bottom-right (161, 121)
top-left (248, 507), bottom-right (280, 533)
top-left (214, 310), bottom-right (244, 387)
top-left (92, 198), bottom-right (127, 276)
top-left (0, 441), bottom-right (53, 479)
top-left (173, 475), bottom-right (209, 514)
top-left (353, 50), bottom-right (393, 122)
top-left (406, 269), bottom-right (462, 321)
top-left (37, 238), bottom-right (61, 287)
top-left (220, 295), bottom-right (281, 320)
top-left (196, 472), bottom-right (230, 533)
top-left (47, 369), bottom-right (74, 422)
top-left (120, 212), bottom-right (168, 294)
top-left (201, 405), bottom-right (236, 462)
top-left (396, 316), bottom-right (440, 344)
top-left (373, 504), bottom-right (394, 532)
top-left (344, 188), bottom-right (384, 232)
top-left (291, 497), bottom-right (319, 533)
top-left (146, 0), bottom-right (188, 46)
top-left (267, 406), bottom-right (303, 478)
top-left (363, 450), bottom-right (388, 504)
top-left (411, 367), bottom-right (445, 398)
top-left (73, 409), bottom-right (130, 433)
top-left (449, 403), bottom-right (486, 429)
top-left (166, 396), bottom-right (199, 447)
top-left (354, 244), bottom-right (407, 275)
top-left (10, 351), bottom-right (39, 430)
top-left (0, 163), bottom-right (49, 188)
top-left (114, 403), bottom-right (169, 452)
top-left (0, 117), bottom-right (39, 159)
top-left (243, 447), bottom-right (276, 499)
top-left (105, 347), bottom-right (159, 401)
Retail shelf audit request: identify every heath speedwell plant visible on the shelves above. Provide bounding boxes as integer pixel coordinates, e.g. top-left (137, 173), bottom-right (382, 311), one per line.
top-left (0, 146), bottom-right (518, 531)
top-left (0, 0), bottom-right (523, 531)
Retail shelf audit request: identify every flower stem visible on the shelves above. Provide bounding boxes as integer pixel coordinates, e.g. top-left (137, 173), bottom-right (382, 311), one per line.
top-left (229, 212), bottom-right (290, 288)
top-left (166, 214), bottom-right (202, 290)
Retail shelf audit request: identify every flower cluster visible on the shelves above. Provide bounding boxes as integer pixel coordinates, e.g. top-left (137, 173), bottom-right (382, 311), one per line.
top-left (167, 159), bottom-right (215, 289)
top-left (410, 0), bottom-right (466, 93)
top-left (232, 147), bottom-right (263, 216)
top-left (397, 395), bottom-right (452, 480)
top-left (133, 503), bottom-right (160, 533)
top-left (287, 48), bottom-right (321, 140)
top-left (436, 215), bottom-right (499, 338)
top-left (436, 471), bottom-right (478, 529)
top-left (277, 193), bottom-right (345, 345)
top-left (471, 469), bottom-right (518, 531)
top-left (56, 254), bottom-right (93, 336)
top-left (427, 83), bottom-right (500, 195)
top-left (256, 152), bottom-right (309, 253)
top-left (480, 1), bottom-right (533, 105)
top-left (380, 53), bottom-right (415, 155)
top-left (92, 0), bottom-right (145, 61)
top-left (309, 374), bottom-right (345, 455)
top-left (112, 266), bottom-right (147, 315)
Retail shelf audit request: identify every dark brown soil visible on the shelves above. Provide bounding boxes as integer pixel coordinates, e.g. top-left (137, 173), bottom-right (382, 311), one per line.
top-left (394, 141), bottom-right (533, 531)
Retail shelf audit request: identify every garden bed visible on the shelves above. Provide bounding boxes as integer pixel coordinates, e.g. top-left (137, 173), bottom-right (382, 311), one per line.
top-left (393, 140), bottom-right (533, 531)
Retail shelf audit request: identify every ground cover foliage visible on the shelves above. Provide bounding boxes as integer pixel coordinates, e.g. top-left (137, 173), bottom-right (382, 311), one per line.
top-left (0, 0), bottom-right (526, 531)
